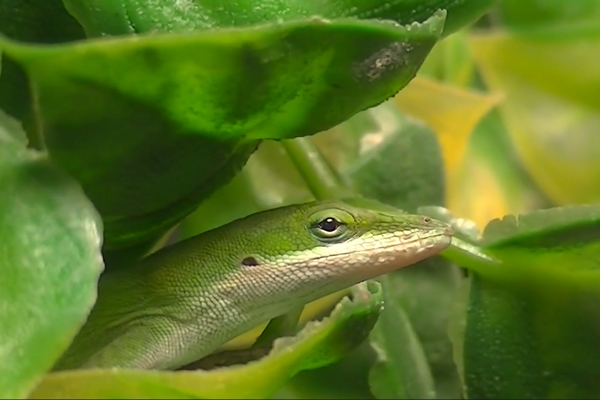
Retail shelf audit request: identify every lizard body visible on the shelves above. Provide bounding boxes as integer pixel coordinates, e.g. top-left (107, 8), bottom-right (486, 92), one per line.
top-left (54, 198), bottom-right (453, 371)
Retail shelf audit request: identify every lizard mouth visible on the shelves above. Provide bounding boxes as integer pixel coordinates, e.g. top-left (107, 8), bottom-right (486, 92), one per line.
top-left (278, 232), bottom-right (453, 304)
top-left (303, 231), bottom-right (452, 264)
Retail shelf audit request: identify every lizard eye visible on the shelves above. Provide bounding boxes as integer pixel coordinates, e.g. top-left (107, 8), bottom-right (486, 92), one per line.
top-left (311, 216), bottom-right (347, 239)
top-left (308, 208), bottom-right (354, 242)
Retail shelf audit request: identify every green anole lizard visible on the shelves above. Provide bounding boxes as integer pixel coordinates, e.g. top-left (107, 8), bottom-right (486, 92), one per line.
top-left (53, 198), bottom-right (453, 371)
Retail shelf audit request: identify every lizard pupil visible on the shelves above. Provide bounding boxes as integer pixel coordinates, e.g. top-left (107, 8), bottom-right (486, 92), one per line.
top-left (319, 217), bottom-right (340, 232)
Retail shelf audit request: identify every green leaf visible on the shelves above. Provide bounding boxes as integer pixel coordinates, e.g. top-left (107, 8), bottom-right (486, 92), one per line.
top-left (461, 272), bottom-right (600, 399)
top-left (483, 203), bottom-right (600, 247)
top-left (368, 277), bottom-right (436, 399)
top-left (376, 260), bottom-right (465, 399)
top-left (460, 275), bottom-right (546, 399)
top-left (30, 281), bottom-right (383, 399)
top-left (481, 204), bottom-right (600, 284)
top-left (0, 110), bottom-right (103, 398)
top-left (63, 0), bottom-right (495, 38)
top-left (275, 343), bottom-right (377, 399)
top-left (0, 13), bottom-right (444, 253)
top-left (457, 205), bottom-right (600, 398)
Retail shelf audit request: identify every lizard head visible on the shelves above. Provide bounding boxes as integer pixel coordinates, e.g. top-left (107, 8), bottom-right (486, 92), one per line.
top-left (226, 197), bottom-right (453, 303)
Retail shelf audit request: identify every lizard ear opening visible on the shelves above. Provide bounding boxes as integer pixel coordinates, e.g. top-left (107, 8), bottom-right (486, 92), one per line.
top-left (241, 256), bottom-right (260, 267)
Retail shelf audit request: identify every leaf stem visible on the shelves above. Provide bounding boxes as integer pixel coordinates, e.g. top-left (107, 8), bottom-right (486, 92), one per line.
top-left (440, 237), bottom-right (502, 275)
top-left (280, 137), bottom-right (354, 200)
top-left (26, 84), bottom-right (46, 152)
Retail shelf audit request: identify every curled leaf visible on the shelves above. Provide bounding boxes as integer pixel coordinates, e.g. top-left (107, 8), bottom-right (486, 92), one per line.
top-left (30, 281), bottom-right (383, 399)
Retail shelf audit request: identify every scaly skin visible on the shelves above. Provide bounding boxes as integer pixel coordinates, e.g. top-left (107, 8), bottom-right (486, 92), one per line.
top-left (53, 198), bottom-right (453, 371)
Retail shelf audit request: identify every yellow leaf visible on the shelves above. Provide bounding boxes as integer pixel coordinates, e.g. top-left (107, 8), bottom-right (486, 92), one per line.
top-left (452, 153), bottom-right (512, 230)
top-left (393, 76), bottom-right (500, 218)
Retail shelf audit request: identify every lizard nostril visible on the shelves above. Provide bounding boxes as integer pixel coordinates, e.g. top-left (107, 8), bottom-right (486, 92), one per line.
top-left (423, 217), bottom-right (432, 224)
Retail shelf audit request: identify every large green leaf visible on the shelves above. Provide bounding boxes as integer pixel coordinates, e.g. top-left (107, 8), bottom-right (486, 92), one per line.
top-left (63, 0), bottom-right (496, 38)
top-left (482, 204), bottom-right (600, 283)
top-left (459, 275), bottom-right (545, 399)
top-left (457, 205), bottom-right (600, 398)
top-left (0, 111), bottom-right (103, 398)
top-left (0, 12), bottom-right (444, 254)
top-left (30, 281), bottom-right (383, 399)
